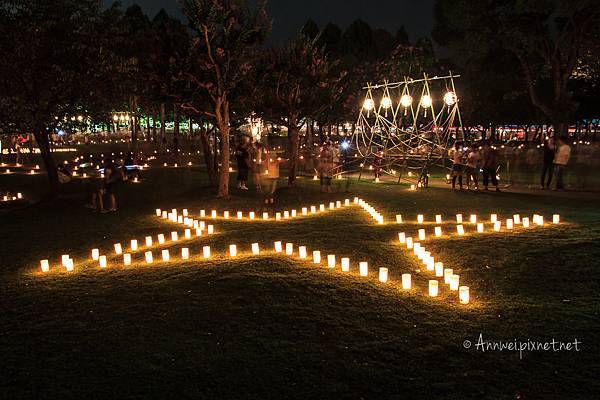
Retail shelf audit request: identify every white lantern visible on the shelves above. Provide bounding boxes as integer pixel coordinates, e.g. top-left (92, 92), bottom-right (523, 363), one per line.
top-left (459, 286), bottom-right (470, 304)
top-left (443, 91), bottom-right (457, 106)
top-left (40, 259), bottom-right (50, 272)
top-left (450, 274), bottom-right (460, 291)
top-left (406, 237), bottom-right (413, 249)
top-left (378, 267), bottom-right (388, 283)
top-left (428, 280), bottom-right (438, 297)
top-left (311, 206), bottom-right (317, 214)
top-left (435, 262), bottom-right (444, 277)
top-left (506, 219), bottom-right (514, 230)
top-left (155, 208), bottom-right (161, 216)
top-left (229, 244), bottom-right (237, 257)
top-left (417, 214), bottom-right (424, 224)
top-left (171, 232), bottom-right (178, 242)
top-left (313, 251), bottom-right (321, 264)
top-left (223, 211), bottom-right (230, 219)
top-left (363, 98), bottom-right (375, 111)
top-left (513, 214), bottom-right (521, 224)
top-left (341, 257), bottom-right (350, 272)
top-left (65, 258), bottom-right (74, 271)
top-left (299, 246), bottom-right (307, 259)
top-left (123, 253), bottom-right (132, 266)
top-left (252, 243), bottom-right (260, 255)
top-left (99, 255), bottom-right (107, 268)
top-left (490, 214), bottom-right (497, 223)
top-left (435, 226), bottom-right (442, 237)
top-left (237, 211), bottom-right (243, 219)
top-left (263, 212), bottom-right (269, 220)
top-left (145, 251), bottom-right (153, 264)
top-left (522, 217), bottom-right (530, 228)
top-left (211, 210), bottom-right (217, 218)
top-left (274, 241), bottom-right (282, 253)
top-left (327, 255), bottom-right (336, 268)
top-left (470, 214), bottom-right (477, 224)
top-left (381, 96), bottom-right (392, 109)
top-left (184, 229), bottom-right (191, 239)
top-left (276, 212), bottom-right (281, 221)
top-left (91, 249), bottom-right (100, 260)
top-left (183, 209), bottom-right (188, 217)
top-left (181, 248), bottom-right (189, 260)
top-left (444, 268), bottom-right (453, 284)
top-left (285, 243), bottom-right (293, 255)
top-left (402, 274), bottom-right (411, 290)
top-left (493, 221), bottom-right (501, 232)
top-left (114, 243), bottom-right (122, 255)
top-left (420, 94), bottom-right (432, 108)
top-left (130, 239), bottom-right (138, 251)
top-left (207, 225), bottom-right (214, 234)
top-left (162, 211), bottom-right (168, 219)
top-left (329, 202), bottom-right (334, 210)
top-left (344, 199), bottom-right (350, 206)
top-left (319, 204), bottom-right (325, 212)
top-left (477, 223), bottom-right (484, 233)
top-left (456, 214), bottom-right (463, 223)
top-left (398, 232), bottom-right (406, 243)
top-left (200, 210), bottom-right (206, 218)
top-left (418, 229), bottom-right (426, 241)
top-left (396, 214), bottom-right (403, 223)
top-left (292, 209), bottom-right (297, 217)
top-left (203, 246), bottom-right (211, 259)
top-left (284, 211), bottom-right (290, 219)
top-left (162, 249), bottom-right (170, 262)
top-left (457, 225), bottom-right (465, 236)
top-left (553, 214), bottom-right (560, 224)
top-left (302, 207), bottom-right (308, 215)
top-left (249, 212), bottom-right (255, 220)
top-left (196, 228), bottom-right (202, 237)
top-left (400, 94), bottom-right (413, 108)
top-left (359, 262), bottom-right (368, 277)
top-left (435, 215), bottom-right (442, 224)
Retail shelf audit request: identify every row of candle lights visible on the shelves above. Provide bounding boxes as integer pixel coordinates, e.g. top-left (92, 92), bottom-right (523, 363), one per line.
top-left (396, 213), bottom-right (560, 226)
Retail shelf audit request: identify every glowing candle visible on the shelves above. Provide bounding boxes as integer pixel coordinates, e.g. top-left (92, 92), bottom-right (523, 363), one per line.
top-left (162, 211), bottom-right (167, 219)
top-left (158, 234), bottom-right (165, 244)
top-left (99, 255), bottom-right (107, 268)
top-left (123, 253), bottom-right (132, 266)
top-left (493, 221), bottom-right (501, 232)
top-left (313, 251), bottom-right (321, 264)
top-left (435, 262), bottom-right (444, 277)
top-left (396, 214), bottom-right (403, 223)
top-left (444, 268), bottom-right (453, 284)
top-left (274, 241), bottom-right (282, 253)
top-left (378, 268), bottom-right (388, 283)
top-left (162, 249), bottom-right (170, 262)
top-left (327, 255), bottom-right (336, 269)
top-left (285, 243), bottom-right (293, 255)
top-left (344, 199), bottom-right (350, 206)
top-left (359, 262), bottom-right (368, 276)
top-left (435, 226), bottom-right (442, 237)
top-left (284, 211), bottom-right (290, 219)
top-left (155, 208), bottom-right (161, 216)
top-left (91, 249), bottom-right (99, 260)
top-left (336, 201), bottom-right (341, 208)
top-left (410, 184), bottom-right (416, 190)
top-left (182, 229), bottom-right (190, 239)
top-left (402, 274), bottom-right (411, 289)
top-left (417, 214), bottom-right (424, 224)
top-left (506, 219), bottom-right (514, 230)
top-left (418, 229), bottom-right (426, 241)
top-left (450, 274), bottom-right (460, 290)
top-left (513, 214), bottom-right (521, 224)
top-left (211, 210), bottom-right (217, 218)
top-left (145, 251), bottom-right (153, 264)
top-left (398, 232), bottom-right (406, 243)
top-left (252, 243), bottom-right (260, 255)
top-left (522, 217), bottom-right (530, 228)
top-left (171, 232), bottom-right (178, 241)
top-left (40, 259), bottom-right (49, 272)
top-left (537, 215), bottom-right (544, 226)
top-left (302, 207), bottom-right (308, 215)
top-left (199, 221), bottom-right (206, 230)
top-left (200, 210), bottom-right (206, 218)
top-left (130, 239), bottom-right (138, 251)
top-left (299, 246), bottom-right (307, 259)
top-left (65, 258), bottom-right (74, 271)
top-left (457, 225), bottom-right (465, 236)
top-left (207, 225), bottom-right (214, 234)
top-left (249, 212), bottom-right (255, 220)
top-left (228, 245), bottom-right (237, 257)
top-left (177, 216), bottom-right (183, 224)
top-left (477, 223), bottom-right (484, 233)
top-left (470, 214), bottom-right (477, 224)
top-left (263, 212), bottom-right (269, 220)
top-left (195, 228), bottom-right (202, 237)
top-left (203, 246), bottom-right (211, 259)
top-left (341, 257), bottom-right (350, 272)
top-left (237, 211), bottom-right (243, 219)
top-left (319, 204), bottom-right (325, 212)
top-left (406, 237), bottom-right (413, 249)
top-left (491, 214), bottom-right (497, 223)
top-left (456, 214), bottom-right (463, 223)
top-left (459, 286), bottom-right (470, 304)
top-left (181, 248), bottom-right (189, 260)
top-left (113, 243), bottom-right (122, 255)
top-left (292, 209), bottom-right (297, 217)
top-left (428, 280), bottom-right (438, 297)
top-left (329, 202), bottom-right (335, 210)
top-left (311, 206), bottom-right (317, 213)
top-left (276, 213), bottom-right (281, 221)
top-left (223, 211), bottom-right (230, 219)
top-left (183, 209), bottom-right (188, 217)
top-left (553, 214), bottom-right (560, 224)
top-left (436, 215), bottom-right (442, 224)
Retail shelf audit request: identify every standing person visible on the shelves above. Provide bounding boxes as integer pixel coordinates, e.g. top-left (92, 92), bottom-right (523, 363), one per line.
top-left (262, 147), bottom-right (279, 204)
top-left (553, 136), bottom-right (571, 191)
top-left (318, 141), bottom-right (335, 193)
top-left (251, 142), bottom-right (265, 191)
top-left (540, 138), bottom-right (555, 189)
top-left (373, 150), bottom-right (383, 181)
top-left (482, 141), bottom-right (501, 192)
top-left (450, 142), bottom-right (464, 190)
top-left (235, 136), bottom-right (250, 190)
top-left (465, 144), bottom-right (480, 190)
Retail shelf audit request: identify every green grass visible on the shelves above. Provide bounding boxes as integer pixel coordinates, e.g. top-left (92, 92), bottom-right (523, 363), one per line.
top-left (1, 160), bottom-right (599, 399)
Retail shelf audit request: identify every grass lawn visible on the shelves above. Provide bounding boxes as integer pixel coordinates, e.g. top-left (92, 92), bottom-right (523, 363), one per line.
top-left (1, 163), bottom-right (599, 399)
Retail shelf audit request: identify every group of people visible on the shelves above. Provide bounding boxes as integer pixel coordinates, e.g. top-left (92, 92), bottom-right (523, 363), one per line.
top-left (450, 141), bottom-right (501, 191)
top-left (234, 136), bottom-right (279, 204)
top-left (540, 136), bottom-right (571, 191)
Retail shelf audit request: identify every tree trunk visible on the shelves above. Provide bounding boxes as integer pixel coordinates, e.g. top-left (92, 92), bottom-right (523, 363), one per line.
top-left (173, 105), bottom-right (180, 137)
top-left (199, 127), bottom-right (216, 187)
top-left (130, 96), bottom-right (138, 145)
top-left (553, 121), bottom-right (568, 138)
top-left (33, 128), bottom-right (59, 197)
top-left (160, 103), bottom-right (166, 139)
top-left (287, 123), bottom-right (300, 185)
top-left (216, 100), bottom-right (230, 198)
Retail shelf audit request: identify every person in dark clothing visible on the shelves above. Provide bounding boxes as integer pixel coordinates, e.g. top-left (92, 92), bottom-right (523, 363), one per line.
top-left (235, 136), bottom-right (250, 190)
top-left (540, 138), bottom-right (555, 189)
top-left (482, 141), bottom-right (500, 191)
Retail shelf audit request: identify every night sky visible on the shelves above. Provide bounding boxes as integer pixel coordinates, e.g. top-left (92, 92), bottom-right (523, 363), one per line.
top-left (106, 0), bottom-right (436, 43)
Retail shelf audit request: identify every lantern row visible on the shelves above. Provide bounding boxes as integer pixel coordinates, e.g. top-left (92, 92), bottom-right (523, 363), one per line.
top-left (363, 91), bottom-right (458, 112)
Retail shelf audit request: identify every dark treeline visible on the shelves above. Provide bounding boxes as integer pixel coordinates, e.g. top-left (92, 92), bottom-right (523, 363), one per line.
top-left (0, 0), bottom-right (598, 197)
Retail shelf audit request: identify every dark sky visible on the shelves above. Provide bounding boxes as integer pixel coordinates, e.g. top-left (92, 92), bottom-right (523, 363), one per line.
top-left (107, 0), bottom-right (436, 43)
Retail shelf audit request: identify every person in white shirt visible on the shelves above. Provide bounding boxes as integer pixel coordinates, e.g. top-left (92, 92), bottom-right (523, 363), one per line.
top-left (465, 144), bottom-right (480, 190)
top-left (553, 136), bottom-right (571, 190)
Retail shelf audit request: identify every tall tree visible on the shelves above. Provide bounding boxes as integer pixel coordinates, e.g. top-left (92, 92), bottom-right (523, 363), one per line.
top-left (434, 0), bottom-right (600, 136)
top-left (181, 0), bottom-right (270, 198)
top-left (0, 0), bottom-right (106, 195)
